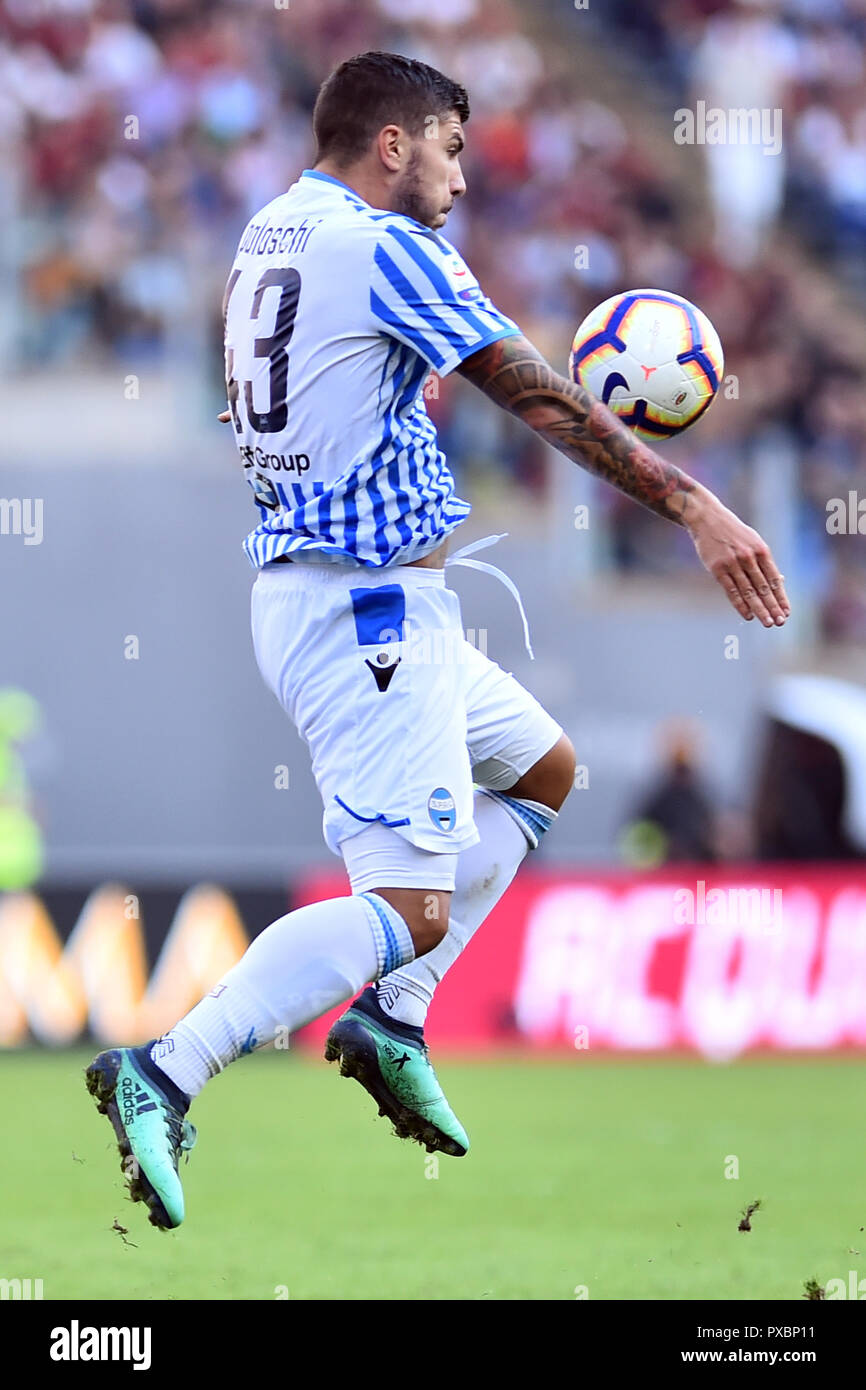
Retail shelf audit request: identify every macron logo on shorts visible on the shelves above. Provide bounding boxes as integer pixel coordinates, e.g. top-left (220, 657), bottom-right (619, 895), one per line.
top-left (351, 586), bottom-right (404, 692)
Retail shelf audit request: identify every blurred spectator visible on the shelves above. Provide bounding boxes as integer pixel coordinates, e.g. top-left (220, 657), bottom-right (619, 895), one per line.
top-left (691, 0), bottom-right (799, 267)
top-left (755, 723), bottom-right (857, 858)
top-left (0, 688), bottom-right (44, 890)
top-left (621, 722), bottom-right (720, 864)
top-left (755, 675), bottom-right (866, 858)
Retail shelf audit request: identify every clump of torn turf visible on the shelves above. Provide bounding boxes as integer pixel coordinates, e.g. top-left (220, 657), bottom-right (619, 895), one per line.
top-left (111, 1219), bottom-right (138, 1249)
top-left (738, 1199), bottom-right (763, 1232)
top-left (802, 1278), bottom-right (825, 1300)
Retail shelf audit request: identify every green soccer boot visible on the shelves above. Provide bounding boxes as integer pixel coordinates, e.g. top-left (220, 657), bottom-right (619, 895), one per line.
top-left (325, 987), bottom-right (469, 1157)
top-left (85, 1045), bottom-right (197, 1230)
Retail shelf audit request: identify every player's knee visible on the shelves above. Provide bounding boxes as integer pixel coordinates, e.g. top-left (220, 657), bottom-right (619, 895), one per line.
top-left (371, 887), bottom-right (450, 957)
top-left (510, 733), bottom-right (576, 812)
top-left (410, 897), bottom-right (449, 955)
top-left (549, 733), bottom-right (578, 807)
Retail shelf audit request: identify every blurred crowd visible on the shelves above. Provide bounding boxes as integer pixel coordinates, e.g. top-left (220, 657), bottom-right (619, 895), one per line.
top-left (2, 0), bottom-right (865, 639)
top-left (599, 0), bottom-right (866, 641)
top-left (607, 0), bottom-right (866, 283)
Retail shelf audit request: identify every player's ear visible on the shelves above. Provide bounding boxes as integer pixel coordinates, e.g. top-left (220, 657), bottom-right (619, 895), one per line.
top-left (377, 124), bottom-right (406, 173)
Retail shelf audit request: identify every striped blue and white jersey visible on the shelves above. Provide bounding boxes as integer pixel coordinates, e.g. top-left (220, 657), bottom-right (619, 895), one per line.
top-left (223, 170), bottom-right (520, 568)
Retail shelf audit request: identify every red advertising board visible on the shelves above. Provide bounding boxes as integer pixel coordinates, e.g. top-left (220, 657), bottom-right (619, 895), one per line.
top-left (294, 865), bottom-right (866, 1058)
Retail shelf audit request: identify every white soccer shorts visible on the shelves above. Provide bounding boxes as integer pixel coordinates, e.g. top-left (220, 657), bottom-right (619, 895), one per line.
top-left (250, 559), bottom-right (562, 889)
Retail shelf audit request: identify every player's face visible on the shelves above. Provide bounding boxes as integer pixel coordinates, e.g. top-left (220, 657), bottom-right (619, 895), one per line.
top-left (392, 113), bottom-right (466, 230)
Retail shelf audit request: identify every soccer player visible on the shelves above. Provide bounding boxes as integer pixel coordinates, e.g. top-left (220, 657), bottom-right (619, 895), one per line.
top-left (86, 52), bottom-right (790, 1229)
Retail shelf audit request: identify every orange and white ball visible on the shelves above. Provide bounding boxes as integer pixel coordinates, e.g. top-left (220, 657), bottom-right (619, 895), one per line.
top-left (570, 289), bottom-right (724, 442)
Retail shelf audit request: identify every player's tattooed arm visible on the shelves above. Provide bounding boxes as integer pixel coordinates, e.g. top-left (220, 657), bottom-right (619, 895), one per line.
top-left (459, 333), bottom-right (696, 524)
top-left (458, 334), bottom-right (790, 627)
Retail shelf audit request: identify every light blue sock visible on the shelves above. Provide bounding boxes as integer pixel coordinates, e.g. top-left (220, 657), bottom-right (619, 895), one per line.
top-left (482, 790), bottom-right (558, 849)
top-left (376, 789), bottom-right (556, 1027)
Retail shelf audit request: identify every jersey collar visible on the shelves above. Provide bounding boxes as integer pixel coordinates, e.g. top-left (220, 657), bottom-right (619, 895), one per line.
top-left (300, 169), bottom-right (368, 202)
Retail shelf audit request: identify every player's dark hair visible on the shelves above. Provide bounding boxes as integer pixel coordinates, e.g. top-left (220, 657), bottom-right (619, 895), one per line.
top-left (313, 51), bottom-right (470, 166)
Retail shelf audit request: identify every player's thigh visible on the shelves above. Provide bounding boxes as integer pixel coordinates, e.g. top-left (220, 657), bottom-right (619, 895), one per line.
top-left (462, 640), bottom-right (564, 794)
top-left (341, 821), bottom-right (454, 953)
top-left (506, 731), bottom-right (576, 810)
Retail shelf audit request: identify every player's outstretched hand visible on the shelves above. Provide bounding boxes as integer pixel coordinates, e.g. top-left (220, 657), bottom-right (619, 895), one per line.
top-left (217, 409), bottom-right (231, 423)
top-left (687, 495), bottom-right (790, 627)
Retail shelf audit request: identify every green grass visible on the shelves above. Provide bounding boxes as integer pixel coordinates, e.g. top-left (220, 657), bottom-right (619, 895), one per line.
top-left (1, 1049), bottom-right (863, 1300)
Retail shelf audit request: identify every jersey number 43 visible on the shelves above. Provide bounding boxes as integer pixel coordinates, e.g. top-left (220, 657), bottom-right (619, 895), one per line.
top-left (223, 267), bottom-right (302, 509)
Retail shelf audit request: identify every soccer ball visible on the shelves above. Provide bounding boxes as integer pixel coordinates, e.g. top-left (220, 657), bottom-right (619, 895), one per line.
top-left (569, 288), bottom-right (724, 442)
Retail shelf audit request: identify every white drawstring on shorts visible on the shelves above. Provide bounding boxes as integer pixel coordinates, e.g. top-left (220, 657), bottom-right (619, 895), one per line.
top-left (444, 533), bottom-right (534, 660)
